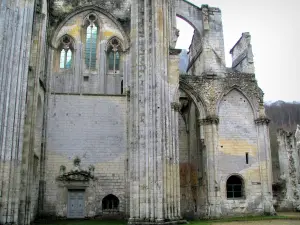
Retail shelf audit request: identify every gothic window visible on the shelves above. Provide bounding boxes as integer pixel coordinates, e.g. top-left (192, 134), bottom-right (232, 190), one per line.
top-left (107, 38), bottom-right (121, 73)
top-left (226, 175), bottom-right (244, 199)
top-left (102, 194), bottom-right (119, 212)
top-left (85, 14), bottom-right (98, 70)
top-left (59, 36), bottom-right (73, 69)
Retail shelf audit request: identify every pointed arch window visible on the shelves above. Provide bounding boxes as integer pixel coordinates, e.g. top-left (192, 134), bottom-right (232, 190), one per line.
top-left (59, 36), bottom-right (73, 69)
top-left (85, 14), bottom-right (98, 70)
top-left (107, 38), bottom-right (121, 73)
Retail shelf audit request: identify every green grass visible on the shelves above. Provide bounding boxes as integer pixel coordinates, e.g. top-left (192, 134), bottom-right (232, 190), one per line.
top-left (188, 215), bottom-right (294, 225)
top-left (35, 220), bottom-right (127, 225)
top-left (34, 215), bottom-right (299, 225)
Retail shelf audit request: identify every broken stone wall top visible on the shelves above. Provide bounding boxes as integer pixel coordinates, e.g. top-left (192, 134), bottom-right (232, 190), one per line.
top-left (230, 32), bottom-right (255, 74)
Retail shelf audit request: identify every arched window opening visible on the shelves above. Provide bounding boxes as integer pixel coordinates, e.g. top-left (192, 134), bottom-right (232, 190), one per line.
top-left (226, 175), bottom-right (244, 199)
top-left (85, 14), bottom-right (98, 70)
top-left (176, 16), bottom-right (194, 74)
top-left (102, 194), bottom-right (119, 212)
top-left (59, 36), bottom-right (73, 69)
top-left (107, 38), bottom-right (121, 73)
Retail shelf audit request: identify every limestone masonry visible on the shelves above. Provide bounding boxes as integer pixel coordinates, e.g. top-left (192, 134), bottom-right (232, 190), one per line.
top-left (0, 0), bottom-right (287, 224)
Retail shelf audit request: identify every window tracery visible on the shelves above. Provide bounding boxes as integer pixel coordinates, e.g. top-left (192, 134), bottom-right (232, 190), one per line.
top-left (107, 38), bottom-right (121, 73)
top-left (59, 36), bottom-right (73, 69)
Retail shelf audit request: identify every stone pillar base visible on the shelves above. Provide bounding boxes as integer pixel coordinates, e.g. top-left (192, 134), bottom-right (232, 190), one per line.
top-left (128, 218), bottom-right (188, 225)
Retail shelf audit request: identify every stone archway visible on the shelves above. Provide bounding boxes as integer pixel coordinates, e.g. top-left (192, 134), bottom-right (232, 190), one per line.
top-left (178, 87), bottom-right (207, 218)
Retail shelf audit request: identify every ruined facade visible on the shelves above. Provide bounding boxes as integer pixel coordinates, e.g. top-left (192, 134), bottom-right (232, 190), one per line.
top-left (273, 126), bottom-right (300, 211)
top-left (0, 0), bottom-right (274, 224)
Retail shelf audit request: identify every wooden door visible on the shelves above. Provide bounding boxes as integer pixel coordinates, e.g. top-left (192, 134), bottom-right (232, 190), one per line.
top-left (67, 190), bottom-right (85, 218)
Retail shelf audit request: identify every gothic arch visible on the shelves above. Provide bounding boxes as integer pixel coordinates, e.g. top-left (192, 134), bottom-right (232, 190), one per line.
top-left (216, 86), bottom-right (257, 119)
top-left (50, 5), bottom-right (130, 50)
top-left (179, 79), bottom-right (207, 119)
top-left (53, 34), bottom-right (76, 49)
top-left (105, 36), bottom-right (125, 52)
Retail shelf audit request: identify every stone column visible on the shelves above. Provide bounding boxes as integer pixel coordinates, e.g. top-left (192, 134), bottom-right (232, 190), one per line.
top-left (196, 117), bottom-right (207, 217)
top-left (171, 102), bottom-right (181, 220)
top-left (128, 0), bottom-right (181, 224)
top-left (0, 0), bottom-right (35, 224)
top-left (255, 117), bottom-right (276, 215)
top-left (199, 116), bottom-right (221, 218)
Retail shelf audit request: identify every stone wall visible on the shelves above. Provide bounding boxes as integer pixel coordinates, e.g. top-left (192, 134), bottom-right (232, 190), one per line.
top-left (218, 89), bottom-right (263, 216)
top-left (44, 95), bottom-right (127, 217)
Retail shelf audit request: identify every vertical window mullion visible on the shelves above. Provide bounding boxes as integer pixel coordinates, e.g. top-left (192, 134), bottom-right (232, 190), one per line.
top-left (113, 51), bottom-right (116, 73)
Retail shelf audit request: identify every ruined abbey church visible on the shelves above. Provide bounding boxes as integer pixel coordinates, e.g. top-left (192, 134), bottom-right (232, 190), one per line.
top-left (0, 0), bottom-right (277, 224)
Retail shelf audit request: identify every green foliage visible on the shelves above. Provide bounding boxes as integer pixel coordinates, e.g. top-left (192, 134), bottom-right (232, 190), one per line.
top-left (265, 101), bottom-right (300, 181)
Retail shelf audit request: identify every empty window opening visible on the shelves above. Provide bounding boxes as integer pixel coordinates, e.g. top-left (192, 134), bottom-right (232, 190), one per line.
top-left (175, 16), bottom-right (194, 74)
top-left (246, 152), bottom-right (249, 164)
top-left (102, 194), bottom-right (119, 212)
top-left (227, 175), bottom-right (244, 199)
top-left (85, 14), bottom-right (98, 70)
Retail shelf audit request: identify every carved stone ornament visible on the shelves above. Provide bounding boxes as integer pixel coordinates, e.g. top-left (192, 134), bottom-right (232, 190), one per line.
top-left (171, 102), bottom-right (181, 112)
top-left (254, 117), bottom-right (271, 125)
top-left (57, 157), bottom-right (95, 182)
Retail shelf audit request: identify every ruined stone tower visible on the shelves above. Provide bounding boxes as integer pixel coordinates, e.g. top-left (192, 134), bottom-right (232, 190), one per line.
top-left (0, 0), bottom-right (275, 224)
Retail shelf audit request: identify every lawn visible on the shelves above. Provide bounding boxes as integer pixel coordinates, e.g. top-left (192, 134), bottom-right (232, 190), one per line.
top-left (34, 215), bottom-right (298, 225)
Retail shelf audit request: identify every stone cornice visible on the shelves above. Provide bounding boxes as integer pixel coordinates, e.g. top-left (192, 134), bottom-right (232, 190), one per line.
top-left (255, 117), bottom-right (271, 125)
top-left (198, 116), bottom-right (219, 125)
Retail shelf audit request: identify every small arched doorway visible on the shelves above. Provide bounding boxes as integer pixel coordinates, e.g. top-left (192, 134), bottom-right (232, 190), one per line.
top-left (102, 194), bottom-right (120, 214)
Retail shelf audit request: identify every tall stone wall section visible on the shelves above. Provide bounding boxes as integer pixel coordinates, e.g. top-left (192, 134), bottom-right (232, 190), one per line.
top-left (218, 90), bottom-right (265, 216)
top-left (44, 95), bottom-right (127, 217)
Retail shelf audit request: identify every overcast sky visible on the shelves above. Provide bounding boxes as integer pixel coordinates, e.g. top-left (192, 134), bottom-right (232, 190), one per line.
top-left (176, 0), bottom-right (299, 102)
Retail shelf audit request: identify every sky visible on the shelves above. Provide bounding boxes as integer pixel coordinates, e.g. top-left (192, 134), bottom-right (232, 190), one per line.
top-left (175, 0), bottom-right (300, 102)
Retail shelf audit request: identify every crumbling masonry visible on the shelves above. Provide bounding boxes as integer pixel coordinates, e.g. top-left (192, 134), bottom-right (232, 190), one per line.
top-left (0, 0), bottom-right (275, 224)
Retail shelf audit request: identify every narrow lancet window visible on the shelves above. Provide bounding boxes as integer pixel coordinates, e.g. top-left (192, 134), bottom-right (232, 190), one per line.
top-left (85, 14), bottom-right (98, 70)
